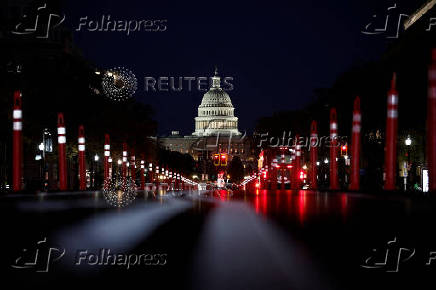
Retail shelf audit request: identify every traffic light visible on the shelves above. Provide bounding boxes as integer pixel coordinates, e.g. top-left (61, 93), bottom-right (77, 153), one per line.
top-left (220, 153), bottom-right (228, 166)
top-left (341, 144), bottom-right (348, 156)
top-left (213, 154), bottom-right (220, 166)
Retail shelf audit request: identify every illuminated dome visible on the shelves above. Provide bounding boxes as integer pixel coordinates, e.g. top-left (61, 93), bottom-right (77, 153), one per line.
top-left (193, 68), bottom-right (241, 136)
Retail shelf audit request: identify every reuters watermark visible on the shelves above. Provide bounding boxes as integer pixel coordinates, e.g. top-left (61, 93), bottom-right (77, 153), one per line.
top-left (144, 76), bottom-right (234, 92)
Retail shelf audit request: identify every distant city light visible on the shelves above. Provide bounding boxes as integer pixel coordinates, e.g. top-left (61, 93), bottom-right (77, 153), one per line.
top-left (405, 136), bottom-right (412, 146)
top-left (117, 159), bottom-right (122, 165)
top-left (324, 158), bottom-right (329, 164)
top-left (94, 154), bottom-right (99, 162)
top-left (423, 169), bottom-right (429, 193)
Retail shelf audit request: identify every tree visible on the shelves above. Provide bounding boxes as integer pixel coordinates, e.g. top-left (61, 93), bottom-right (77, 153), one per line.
top-left (228, 156), bottom-right (244, 183)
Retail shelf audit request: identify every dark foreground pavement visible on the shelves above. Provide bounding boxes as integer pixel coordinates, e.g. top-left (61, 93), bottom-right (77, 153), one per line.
top-left (1, 189), bottom-right (436, 290)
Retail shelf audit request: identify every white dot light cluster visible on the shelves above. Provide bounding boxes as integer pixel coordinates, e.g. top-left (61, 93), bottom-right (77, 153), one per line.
top-left (103, 176), bottom-right (137, 208)
top-left (102, 67), bottom-right (137, 102)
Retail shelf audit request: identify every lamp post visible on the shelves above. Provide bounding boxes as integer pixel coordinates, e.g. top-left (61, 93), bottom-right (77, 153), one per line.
top-left (93, 154), bottom-right (99, 189)
top-left (117, 159), bottom-right (122, 176)
top-left (43, 129), bottom-right (52, 190)
top-left (405, 135), bottom-right (412, 191)
top-left (36, 143), bottom-right (44, 188)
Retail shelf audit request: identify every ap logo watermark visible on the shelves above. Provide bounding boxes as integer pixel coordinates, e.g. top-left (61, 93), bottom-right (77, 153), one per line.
top-left (11, 238), bottom-right (65, 273)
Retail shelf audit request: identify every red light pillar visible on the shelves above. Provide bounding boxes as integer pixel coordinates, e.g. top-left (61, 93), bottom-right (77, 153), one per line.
top-left (108, 158), bottom-right (112, 179)
top-left (165, 167), bottom-right (169, 189)
top-left (179, 174), bottom-right (184, 190)
top-left (122, 143), bottom-right (128, 179)
top-left (260, 168), bottom-right (266, 189)
top-left (384, 74), bottom-right (399, 191)
top-left (130, 149), bottom-right (136, 185)
top-left (78, 125), bottom-right (86, 191)
top-left (350, 97), bottom-right (362, 191)
top-left (330, 108), bottom-right (339, 190)
top-left (271, 166), bottom-right (278, 190)
top-left (148, 163), bottom-right (153, 183)
top-left (57, 113), bottom-right (67, 191)
top-left (290, 146), bottom-right (296, 189)
top-left (174, 172), bottom-right (178, 190)
top-left (295, 134), bottom-right (302, 189)
top-left (428, 50), bottom-right (436, 192)
top-left (310, 121), bottom-right (318, 190)
top-left (155, 165), bottom-right (160, 190)
top-left (12, 91), bottom-right (23, 192)
top-left (140, 155), bottom-right (145, 190)
top-left (104, 134), bottom-right (110, 181)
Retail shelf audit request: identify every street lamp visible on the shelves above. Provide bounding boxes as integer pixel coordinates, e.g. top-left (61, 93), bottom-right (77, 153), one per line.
top-left (94, 154), bottom-right (100, 162)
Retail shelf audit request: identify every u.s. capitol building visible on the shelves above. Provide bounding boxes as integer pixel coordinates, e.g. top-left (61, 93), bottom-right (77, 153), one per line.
top-left (192, 69), bottom-right (241, 137)
top-left (158, 69), bottom-right (255, 169)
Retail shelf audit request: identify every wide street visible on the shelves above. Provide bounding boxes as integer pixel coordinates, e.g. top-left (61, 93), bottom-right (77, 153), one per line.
top-left (1, 189), bottom-right (436, 289)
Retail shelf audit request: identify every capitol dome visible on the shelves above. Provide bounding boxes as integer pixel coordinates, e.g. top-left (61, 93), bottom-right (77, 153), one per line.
top-left (199, 88), bottom-right (233, 108)
top-left (193, 68), bottom-right (241, 136)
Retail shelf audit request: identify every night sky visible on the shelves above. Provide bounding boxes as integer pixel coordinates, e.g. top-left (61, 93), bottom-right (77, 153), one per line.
top-left (63, 0), bottom-right (419, 135)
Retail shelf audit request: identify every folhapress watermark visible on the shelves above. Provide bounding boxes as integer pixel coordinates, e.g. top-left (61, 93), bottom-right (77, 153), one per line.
top-left (11, 238), bottom-right (167, 272)
top-left (11, 3), bottom-right (65, 39)
top-left (362, 3), bottom-right (436, 39)
top-left (75, 249), bottom-right (167, 269)
top-left (255, 132), bottom-right (348, 148)
top-left (361, 237), bottom-right (436, 272)
top-left (76, 15), bottom-right (167, 35)
top-left (11, 3), bottom-right (167, 39)
top-left (11, 238), bottom-right (65, 272)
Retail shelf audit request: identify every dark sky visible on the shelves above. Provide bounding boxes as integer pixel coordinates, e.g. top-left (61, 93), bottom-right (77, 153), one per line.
top-left (62, 0), bottom-right (420, 135)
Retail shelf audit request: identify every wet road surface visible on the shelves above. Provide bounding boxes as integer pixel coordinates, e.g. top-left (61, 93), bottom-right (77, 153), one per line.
top-left (1, 189), bottom-right (436, 289)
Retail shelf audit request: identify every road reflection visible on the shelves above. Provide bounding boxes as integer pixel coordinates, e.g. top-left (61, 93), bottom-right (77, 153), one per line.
top-left (208, 189), bottom-right (350, 223)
